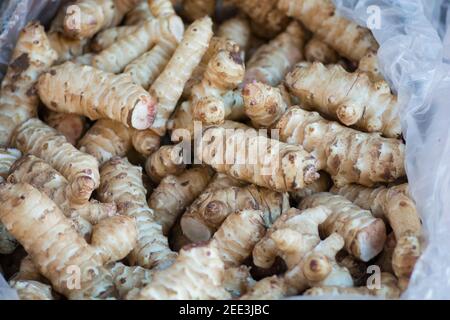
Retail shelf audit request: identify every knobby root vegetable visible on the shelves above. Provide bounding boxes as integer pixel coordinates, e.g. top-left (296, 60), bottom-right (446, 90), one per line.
top-left (131, 129), bottom-right (161, 156)
top-left (285, 62), bottom-right (400, 138)
top-left (217, 16), bottom-right (251, 53)
top-left (229, 0), bottom-right (289, 38)
top-left (278, 0), bottom-right (378, 61)
top-left (358, 51), bottom-right (384, 82)
top-left (47, 31), bottom-right (89, 63)
top-left (242, 82), bottom-right (289, 128)
top-left (107, 262), bottom-right (153, 298)
top-left (43, 110), bottom-right (86, 145)
top-left (181, 184), bottom-right (289, 242)
top-left (98, 157), bottom-right (176, 269)
top-left (284, 233), bottom-right (353, 294)
top-left (91, 215), bottom-right (137, 264)
top-left (182, 0), bottom-right (216, 21)
top-left (8, 154), bottom-right (116, 226)
top-left (125, 0), bottom-right (154, 25)
top-left (304, 36), bottom-right (340, 64)
top-left (211, 209), bottom-right (265, 267)
top-left (223, 266), bottom-right (255, 298)
top-left (196, 126), bottom-right (320, 192)
top-left (275, 107), bottom-right (406, 186)
top-left (331, 183), bottom-right (422, 278)
top-left (129, 243), bottom-right (231, 299)
top-left (0, 22), bottom-right (57, 146)
top-left (148, 166), bottom-right (213, 235)
top-left (289, 173), bottom-right (332, 203)
top-left (0, 148), bottom-right (21, 181)
top-left (13, 119), bottom-right (100, 205)
top-left (253, 206), bottom-right (330, 269)
top-left (93, 16), bottom-right (184, 73)
top-left (144, 144), bottom-right (186, 182)
top-left (243, 21), bottom-right (306, 86)
top-left (240, 275), bottom-right (288, 300)
top-left (38, 62), bottom-right (157, 130)
top-left (169, 219), bottom-right (193, 251)
top-left (304, 272), bottom-right (401, 299)
top-left (299, 192), bottom-right (387, 262)
top-left (148, 0), bottom-right (177, 17)
top-left (91, 25), bottom-right (141, 52)
top-left (9, 280), bottom-right (55, 300)
top-left (336, 252), bottom-right (368, 286)
top-left (10, 255), bottom-right (44, 282)
top-left (0, 183), bottom-right (114, 299)
top-left (62, 0), bottom-right (141, 40)
top-left (149, 17), bottom-right (214, 136)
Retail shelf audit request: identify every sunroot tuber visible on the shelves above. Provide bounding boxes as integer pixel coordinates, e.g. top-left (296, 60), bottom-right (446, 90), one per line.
top-left (47, 31), bottom-right (89, 63)
top-left (129, 243), bottom-right (231, 299)
top-left (91, 25), bottom-right (141, 52)
top-left (98, 157), bottom-right (176, 269)
top-left (182, 0), bottom-right (216, 21)
top-left (278, 0), bottom-right (378, 62)
top-left (358, 51), bottom-right (384, 82)
top-left (148, 166), bottom-right (213, 234)
top-left (144, 144), bottom-right (186, 182)
top-left (0, 148), bottom-right (21, 182)
top-left (211, 209), bottom-right (265, 267)
top-left (13, 119), bottom-right (100, 205)
top-left (43, 110), bottom-right (86, 145)
top-left (0, 22), bottom-right (57, 146)
top-left (331, 183), bottom-right (422, 279)
top-left (304, 36), bottom-right (340, 64)
top-left (0, 183), bottom-right (114, 299)
top-left (223, 266), bottom-right (255, 298)
top-left (289, 173), bottom-right (332, 203)
top-left (240, 275), bottom-right (288, 300)
top-left (285, 62), bottom-right (401, 138)
top-left (9, 280), bottom-right (55, 300)
top-left (217, 16), bottom-right (251, 54)
top-left (299, 192), bottom-right (387, 261)
top-left (107, 262), bottom-right (153, 298)
top-left (125, 0), bottom-right (154, 25)
top-left (274, 106), bottom-right (406, 186)
top-left (243, 21), bottom-right (306, 86)
top-left (196, 126), bottom-right (320, 192)
top-left (181, 184), bottom-right (289, 242)
top-left (253, 207), bottom-right (330, 269)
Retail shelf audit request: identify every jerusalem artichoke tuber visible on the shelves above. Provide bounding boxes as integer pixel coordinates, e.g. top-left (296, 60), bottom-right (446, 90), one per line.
top-left (43, 110), bottom-right (86, 145)
top-left (0, 148), bottom-right (21, 182)
top-left (91, 25), bottom-right (141, 52)
top-left (304, 36), bottom-right (340, 64)
top-left (278, 0), bottom-right (378, 62)
top-left (217, 16), bottom-right (251, 54)
top-left (299, 192), bottom-right (387, 262)
top-left (274, 106), bottom-right (406, 186)
top-left (144, 144), bottom-right (186, 182)
top-left (182, 0), bottom-right (216, 21)
top-left (358, 51), bottom-right (384, 82)
top-left (285, 62), bottom-right (401, 138)
top-left (240, 275), bottom-right (288, 300)
top-left (0, 22), bottom-right (57, 146)
top-left (181, 184), bottom-right (289, 242)
top-left (125, 0), bottom-right (154, 25)
top-left (107, 262), bottom-right (153, 298)
top-left (9, 280), bottom-right (55, 300)
top-left (47, 31), bottom-right (89, 63)
top-left (223, 266), bottom-right (255, 298)
top-left (38, 62), bottom-right (157, 130)
top-left (13, 119), bottom-right (101, 205)
top-left (98, 157), bottom-right (176, 269)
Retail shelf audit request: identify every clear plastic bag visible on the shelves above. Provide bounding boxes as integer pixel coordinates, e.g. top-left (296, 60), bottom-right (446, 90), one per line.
top-left (1, 0), bottom-right (450, 300)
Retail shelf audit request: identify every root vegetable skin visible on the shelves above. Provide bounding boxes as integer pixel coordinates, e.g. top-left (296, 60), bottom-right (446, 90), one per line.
top-left (253, 207), bottom-right (331, 269)
top-left (0, 22), bottom-right (57, 146)
top-left (0, 183), bottom-right (114, 299)
top-left (13, 119), bottom-right (100, 205)
top-left (125, 1), bottom-right (154, 25)
top-left (223, 266), bottom-right (255, 297)
top-left (304, 36), bottom-right (340, 64)
top-left (98, 157), bottom-right (176, 269)
top-left (38, 62), bottom-right (156, 130)
top-left (278, 0), bottom-right (378, 62)
top-left (358, 51), bottom-right (384, 82)
top-left (0, 148), bottom-right (21, 181)
top-left (11, 255), bottom-right (44, 282)
top-left (9, 280), bottom-right (54, 300)
top-left (211, 209), bottom-right (265, 268)
top-left (197, 126), bottom-right (320, 192)
top-left (217, 16), bottom-right (251, 53)
top-left (107, 262), bottom-right (153, 298)
top-left (181, 184), bottom-right (289, 242)
top-left (148, 0), bottom-right (177, 17)
top-left (182, 0), bottom-right (216, 21)
top-left (47, 32), bottom-right (88, 63)
top-left (285, 62), bottom-right (401, 138)
top-left (275, 107), bottom-right (406, 187)
top-left (243, 21), bottom-right (306, 87)
top-left (131, 129), bottom-right (161, 156)
top-left (43, 111), bottom-right (86, 145)
top-left (145, 144), bottom-right (186, 183)
top-left (130, 244), bottom-right (231, 300)
top-left (149, 17), bottom-right (214, 136)
top-left (148, 167), bottom-right (213, 235)
top-left (240, 275), bottom-right (288, 300)
top-left (91, 25), bottom-right (140, 52)
top-left (331, 183), bottom-right (422, 278)
top-left (300, 192), bottom-right (387, 262)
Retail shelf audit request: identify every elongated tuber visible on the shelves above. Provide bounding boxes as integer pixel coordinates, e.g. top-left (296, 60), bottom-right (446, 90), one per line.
top-left (275, 107), bottom-right (405, 186)
top-left (285, 62), bottom-right (400, 138)
top-left (240, 275), bottom-right (288, 300)
top-left (38, 62), bottom-right (156, 130)
top-left (0, 183), bottom-right (114, 299)
top-left (331, 183), bottom-right (422, 278)
top-left (181, 184), bottom-right (289, 242)
top-left (125, 0), bottom-right (154, 25)
top-left (358, 51), bottom-right (384, 82)
top-left (243, 22), bottom-right (306, 86)
top-left (300, 192), bottom-right (387, 261)
top-left (289, 173), bottom-right (332, 203)
top-left (148, 0), bottom-right (177, 17)
top-left (148, 166), bottom-right (213, 234)
top-left (107, 262), bottom-right (153, 298)
top-left (144, 144), bottom-right (186, 182)
top-left (98, 157), bottom-right (176, 269)
top-left (9, 280), bottom-right (55, 300)
top-left (47, 31), bottom-right (89, 63)
top-left (217, 16), bottom-right (251, 53)
top-left (43, 110), bottom-right (86, 145)
top-left (182, 0), bottom-right (216, 21)
top-left (130, 243), bottom-right (231, 299)
top-left (211, 209), bottom-right (265, 267)
top-left (0, 148), bottom-right (21, 182)
top-left (304, 36), bottom-right (340, 64)
top-left (93, 16), bottom-right (184, 73)
top-left (131, 129), bottom-right (161, 156)
top-left (0, 22), bottom-right (57, 146)
top-left (91, 25), bottom-right (141, 52)
top-left (149, 17), bottom-right (213, 136)
top-left (223, 266), bottom-right (255, 298)
top-left (13, 119), bottom-right (100, 205)
top-left (253, 207), bottom-right (330, 269)
top-left (278, 0), bottom-right (378, 62)
top-left (196, 126), bottom-right (320, 192)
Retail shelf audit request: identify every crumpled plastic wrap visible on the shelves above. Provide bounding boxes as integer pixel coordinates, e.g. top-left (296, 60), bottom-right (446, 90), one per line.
top-left (1, 0), bottom-right (450, 300)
